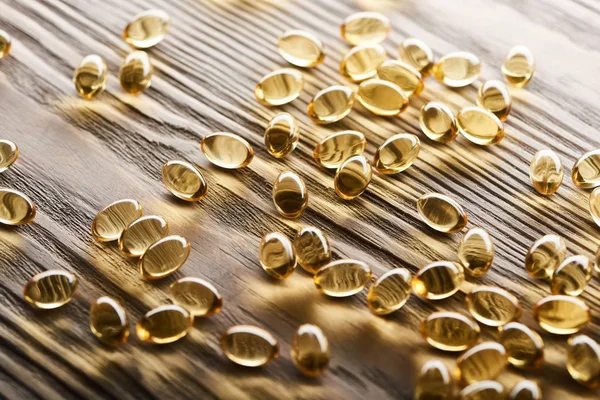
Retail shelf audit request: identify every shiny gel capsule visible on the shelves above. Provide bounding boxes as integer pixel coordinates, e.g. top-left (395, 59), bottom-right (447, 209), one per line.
top-left (259, 232), bottom-right (297, 279)
top-left (414, 360), bottom-right (453, 400)
top-left (417, 193), bottom-right (468, 233)
top-left (419, 102), bottom-right (457, 143)
top-left (572, 149), bottom-right (600, 188)
top-left (533, 295), bottom-right (590, 334)
top-left (477, 80), bottom-right (512, 121)
top-left (277, 30), bottom-right (325, 68)
top-left (138, 235), bottom-right (191, 280)
top-left (420, 311), bottom-right (480, 351)
top-left (201, 132), bottom-right (254, 169)
top-left (508, 380), bottom-right (542, 400)
top-left (551, 255), bottom-right (594, 296)
top-left (0, 139), bottom-right (18, 173)
top-left (334, 155), bottom-right (372, 200)
top-left (376, 60), bottom-right (424, 97)
top-left (0, 188), bottom-right (36, 225)
top-left (433, 52), bottom-right (481, 88)
top-left (313, 131), bottom-right (366, 169)
top-left (525, 234), bottom-right (566, 279)
top-left (398, 38), bottom-right (434, 77)
top-left (466, 286), bottom-right (521, 327)
top-left (23, 270), bottom-right (78, 309)
top-left (89, 296), bottom-right (130, 346)
top-left (291, 324), bottom-right (330, 377)
top-left (293, 226), bottom-right (331, 275)
top-left (221, 325), bottom-right (279, 367)
top-left (272, 171), bottom-right (308, 219)
top-left (502, 45), bottom-right (535, 88)
top-left (367, 268), bottom-right (412, 315)
top-left (161, 160), bottom-right (208, 202)
top-left (169, 277), bottom-right (223, 317)
top-left (458, 227), bottom-right (494, 277)
top-left (456, 107), bottom-right (504, 146)
top-left (373, 133), bottom-right (420, 174)
top-left (255, 68), bottom-right (304, 106)
top-left (73, 55), bottom-right (108, 100)
top-left (264, 113), bottom-right (299, 158)
top-left (340, 12), bottom-right (390, 45)
top-left (530, 149), bottom-right (563, 195)
top-left (340, 44), bottom-right (386, 82)
top-left (91, 199), bottom-right (142, 242)
top-left (456, 342), bottom-right (508, 384)
top-left (123, 9), bottom-right (170, 49)
top-left (567, 334), bottom-right (600, 388)
top-left (118, 215), bottom-right (169, 257)
top-left (119, 51), bottom-right (152, 95)
top-left (136, 305), bottom-right (193, 344)
top-left (498, 322), bottom-right (544, 368)
top-left (412, 261), bottom-right (465, 300)
top-left (357, 79), bottom-right (408, 116)
top-left (314, 259), bottom-right (372, 297)
top-left (307, 85), bottom-right (355, 124)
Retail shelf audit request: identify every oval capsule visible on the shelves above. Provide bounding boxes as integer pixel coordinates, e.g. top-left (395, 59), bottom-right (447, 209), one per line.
top-left (89, 296), bottom-right (129, 346)
top-left (314, 259), bottom-right (372, 297)
top-left (458, 228), bottom-right (494, 277)
top-left (417, 193), bottom-right (468, 234)
top-left (340, 44), bottom-right (386, 82)
top-left (572, 149), bottom-right (600, 188)
top-left (307, 85), bottom-right (355, 124)
top-left (530, 149), bottom-right (563, 195)
top-left (340, 12), bottom-right (390, 45)
top-left (459, 381), bottom-right (505, 400)
top-left (91, 199), bottom-right (142, 242)
top-left (414, 360), bottom-right (453, 400)
top-left (357, 79), bottom-right (408, 116)
top-left (377, 60), bottom-right (424, 97)
top-left (498, 322), bottom-right (544, 368)
top-left (551, 255), bottom-right (594, 296)
top-left (119, 51), bottom-right (152, 95)
top-left (466, 286), bottom-right (521, 327)
top-left (420, 312), bottom-right (480, 351)
top-left (412, 261), bottom-right (465, 300)
top-left (567, 335), bottom-right (600, 388)
top-left (161, 160), bottom-right (208, 202)
top-left (508, 380), bottom-right (542, 400)
top-left (419, 102), bottom-right (457, 143)
top-left (123, 9), bottom-right (170, 49)
top-left (0, 188), bottom-right (36, 225)
top-left (398, 38), bottom-right (434, 77)
top-left (502, 46), bottom-right (535, 88)
top-left (0, 139), bottom-right (18, 173)
top-left (259, 232), bottom-right (297, 279)
top-left (533, 295), bottom-right (590, 334)
top-left (456, 107), bottom-right (504, 145)
top-left (73, 55), bottom-right (107, 100)
top-left (23, 270), bottom-right (78, 309)
top-left (367, 268), bottom-right (412, 315)
top-left (264, 113), bottom-right (299, 158)
top-left (139, 235), bottom-right (190, 280)
top-left (221, 325), bottom-right (279, 367)
top-left (334, 155), bottom-right (372, 200)
top-left (255, 68), bottom-right (304, 106)
top-left (292, 226), bottom-right (331, 275)
top-left (277, 30), bottom-right (325, 68)
top-left (0, 30), bottom-right (11, 58)
top-left (456, 342), bottom-right (507, 384)
top-left (272, 171), bottom-right (308, 219)
top-left (525, 234), bottom-right (566, 279)
top-left (433, 52), bottom-right (481, 88)
top-left (118, 215), bottom-right (169, 257)
top-left (169, 277), bottom-right (223, 317)
top-left (291, 324), bottom-right (330, 377)
top-left (314, 131), bottom-right (366, 169)
top-left (373, 133), bottom-right (420, 174)
top-left (477, 80), bottom-right (512, 121)
top-left (136, 305), bottom-right (193, 344)
top-left (201, 132), bottom-right (254, 169)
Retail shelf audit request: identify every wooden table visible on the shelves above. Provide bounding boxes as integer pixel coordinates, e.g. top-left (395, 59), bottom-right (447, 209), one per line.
top-left (1, 0), bottom-right (599, 398)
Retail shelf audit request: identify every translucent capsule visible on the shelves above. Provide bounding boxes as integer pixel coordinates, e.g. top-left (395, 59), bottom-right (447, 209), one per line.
top-left (502, 46), bottom-right (535, 88)
top-left (367, 268), bottom-right (412, 315)
top-left (169, 277), bottom-right (223, 317)
top-left (89, 297), bottom-right (129, 346)
top-left (420, 312), bottom-right (480, 351)
top-left (412, 261), bottom-right (465, 300)
top-left (572, 149), bottom-right (600, 189)
top-left (340, 44), bottom-right (386, 82)
top-left (357, 79), bottom-right (408, 116)
top-left (419, 102), bottom-right (457, 143)
top-left (456, 342), bottom-right (507, 384)
top-left (0, 188), bottom-right (36, 226)
top-left (525, 234), bottom-right (566, 279)
top-left (292, 226), bottom-right (331, 275)
top-left (291, 324), bottom-right (330, 377)
top-left (533, 295), bottom-right (590, 334)
top-left (23, 270), bottom-right (78, 309)
top-left (201, 132), bottom-right (254, 169)
top-left (221, 325), bottom-right (279, 367)
top-left (255, 68), bottom-right (304, 106)
top-left (91, 199), bottom-right (142, 242)
top-left (466, 286), bottom-right (521, 327)
top-left (399, 38), bottom-right (434, 77)
top-left (119, 51), bottom-right (152, 95)
top-left (0, 139), bottom-right (18, 173)
top-left (340, 12), bottom-right (390, 45)
top-left (458, 228), bottom-right (494, 277)
top-left (259, 232), bottom-right (297, 279)
top-left (277, 30), bottom-right (325, 68)
top-left (551, 255), bottom-right (594, 296)
top-left (376, 60), bottom-right (424, 97)
top-left (529, 149), bottom-right (563, 195)
top-left (161, 160), bottom-right (208, 202)
top-left (307, 85), bottom-right (355, 124)
top-left (477, 80), bottom-right (512, 121)
top-left (417, 193), bottom-right (468, 234)
top-left (414, 360), bottom-right (453, 400)
top-left (314, 259), bottom-right (372, 297)
top-left (433, 52), bottom-right (481, 88)
top-left (118, 215), bottom-right (169, 257)
top-left (123, 9), bottom-right (170, 49)
top-left (136, 305), bottom-right (193, 344)
top-left (334, 155), bottom-right (372, 200)
top-left (499, 322), bottom-right (544, 368)
top-left (373, 133), bottom-right (420, 174)
top-left (272, 171), bottom-right (308, 218)
top-left (313, 131), bottom-right (366, 169)
top-left (459, 381), bottom-right (505, 400)
top-left (264, 113), bottom-right (299, 158)
top-left (73, 55), bottom-right (107, 100)
top-left (456, 107), bottom-right (504, 146)
top-left (590, 187), bottom-right (600, 227)
top-left (508, 380), bottom-right (542, 400)
top-left (0, 30), bottom-right (11, 58)
top-left (567, 334), bottom-right (600, 388)
top-left (139, 235), bottom-right (190, 280)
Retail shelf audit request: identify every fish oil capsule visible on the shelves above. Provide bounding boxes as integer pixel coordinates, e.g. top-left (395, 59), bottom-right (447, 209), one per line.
top-left (169, 277), bottom-right (223, 317)
top-left (119, 51), bottom-right (152, 95)
top-left (23, 270), bottom-right (78, 309)
top-left (373, 133), bottom-right (420, 174)
top-left (509, 380), bottom-right (542, 400)
top-left (412, 261), bottom-right (465, 300)
top-left (417, 193), bottom-right (468, 234)
top-left (89, 297), bottom-right (129, 346)
top-left (314, 259), bottom-right (372, 297)
top-left (272, 171), bottom-right (308, 218)
top-left (136, 305), bottom-right (193, 344)
top-left (589, 187), bottom-right (600, 227)
top-left (91, 199), bottom-right (142, 242)
top-left (572, 149), bottom-right (600, 188)
top-left (123, 9), bottom-right (170, 49)
top-left (419, 102), bottom-right (457, 143)
top-left (264, 113), bottom-right (299, 158)
top-left (367, 268), bottom-right (412, 315)
top-left (477, 80), bottom-right (512, 121)
top-left (376, 60), bottom-right (424, 97)
top-left (340, 12), bottom-right (390, 45)
top-left (259, 232), bottom-right (297, 279)
top-left (420, 311), bottom-right (480, 351)
top-left (551, 255), bottom-right (594, 296)
top-left (458, 228), bottom-right (494, 277)
top-left (567, 334), bottom-right (600, 388)
top-left (414, 360), bottom-right (453, 400)
top-left (334, 155), bottom-right (372, 200)
top-left (502, 46), bottom-right (535, 88)
top-left (118, 215), bottom-right (169, 257)
top-left (456, 342), bottom-right (507, 384)
top-left (0, 139), bottom-right (18, 173)
top-left (0, 188), bottom-right (36, 225)
top-left (277, 30), bottom-right (325, 68)
top-left (525, 234), bottom-right (566, 279)
top-left (138, 235), bottom-right (191, 280)
top-left (73, 55), bottom-right (107, 100)
top-left (530, 149), bottom-right (563, 195)
top-left (291, 324), bottom-right (330, 377)
top-left (433, 52), bottom-right (481, 88)
top-left (255, 68), bottom-right (304, 106)
top-left (340, 44), bottom-right (386, 82)
top-left (459, 381), bottom-right (505, 400)
top-left (201, 132), bottom-right (254, 169)
top-left (533, 295), bottom-right (590, 334)
top-left (357, 79), bottom-right (408, 116)
top-left (398, 38), bottom-right (434, 77)
top-left (313, 131), bottom-right (366, 169)
top-left (307, 86), bottom-right (355, 124)
top-left (161, 160), bottom-right (208, 202)
top-left (221, 325), bottom-right (279, 367)
top-left (498, 322), bottom-right (544, 368)
top-left (456, 107), bottom-right (504, 145)
top-left (466, 286), bottom-right (521, 327)
top-left (0, 30), bottom-right (11, 58)
top-left (292, 226), bottom-right (331, 274)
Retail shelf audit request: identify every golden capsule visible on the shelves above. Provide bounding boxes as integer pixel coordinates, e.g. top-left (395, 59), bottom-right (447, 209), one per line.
top-left (255, 68), bottom-right (304, 106)
top-left (334, 155), bottom-right (372, 200)
top-left (433, 52), bottom-right (481, 88)
top-left (307, 85), bottom-right (355, 124)
top-left (0, 188), bottom-right (36, 226)
top-left (292, 226), bottom-right (331, 275)
top-left (340, 44), bottom-right (386, 82)
top-left (399, 38), bottom-right (434, 78)
top-left (459, 381), bottom-right (505, 400)
top-left (23, 270), bottom-right (78, 309)
top-left (291, 324), bottom-right (330, 377)
top-left (272, 171), bottom-right (308, 219)
top-left (340, 12), bottom-right (390, 45)
top-left (412, 261), bottom-right (465, 300)
top-left (477, 80), bottom-right (512, 121)
top-left (466, 286), bottom-right (521, 327)
top-left (508, 380), bottom-right (542, 400)
top-left (201, 132), bottom-right (254, 169)
top-left (264, 113), bottom-right (299, 158)
top-left (89, 296), bottom-right (129, 346)
top-left (529, 149), bottom-right (563, 195)
top-left (91, 199), bottom-right (142, 242)
top-left (169, 277), bottom-right (223, 317)
top-left (161, 160), bottom-right (208, 202)
top-left (458, 228), bottom-right (494, 277)
top-left (0, 139), bottom-right (18, 173)
top-left (502, 46), bottom-right (535, 88)
top-left (419, 102), bottom-right (457, 143)
top-left (73, 55), bottom-right (107, 100)
top-left (314, 259), bottom-right (372, 297)
top-left (376, 60), bottom-right (424, 97)
top-left (221, 325), bottom-right (279, 367)
top-left (456, 107), bottom-right (504, 146)
top-left (0, 29), bottom-right (11, 58)
top-left (414, 360), bottom-right (453, 400)
top-left (498, 322), bottom-right (544, 368)
top-left (123, 9), bottom-right (170, 49)
top-left (417, 193), bottom-right (468, 234)
top-left (277, 30), bottom-right (325, 68)
top-left (136, 305), bottom-right (193, 344)
top-left (420, 312), bottom-right (480, 351)
top-left (525, 234), bottom-right (566, 279)
top-left (456, 342), bottom-right (507, 384)
top-left (118, 215), bottom-right (169, 257)
top-left (551, 255), bottom-right (594, 296)
top-left (533, 295), bottom-right (590, 334)
top-left (313, 131), bottom-right (366, 169)
top-left (357, 79), bottom-right (408, 116)
top-left (139, 235), bottom-right (190, 280)
top-left (367, 268), bottom-right (412, 315)
top-left (567, 334), bottom-right (600, 388)
top-left (589, 187), bottom-right (600, 227)
top-left (259, 232), bottom-right (297, 279)
top-left (572, 149), bottom-right (600, 189)
top-left (373, 134), bottom-right (420, 175)
top-left (119, 51), bottom-right (152, 95)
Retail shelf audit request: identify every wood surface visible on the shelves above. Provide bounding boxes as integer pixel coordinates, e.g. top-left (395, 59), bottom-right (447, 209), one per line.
top-left (0, 0), bottom-right (599, 398)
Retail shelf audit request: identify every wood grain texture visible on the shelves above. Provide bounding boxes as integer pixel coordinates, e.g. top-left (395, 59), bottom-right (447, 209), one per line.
top-left (0, 0), bottom-right (599, 398)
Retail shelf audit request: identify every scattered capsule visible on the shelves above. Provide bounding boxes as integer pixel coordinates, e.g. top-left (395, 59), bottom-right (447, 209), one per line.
top-left (398, 38), bottom-right (434, 77)
top-left (533, 295), bottom-right (590, 334)
top-left (466, 286), bottom-right (521, 327)
top-left (89, 296), bottom-right (129, 346)
top-left (572, 149), bottom-right (600, 189)
top-left (340, 44), bottom-right (386, 82)
top-left (414, 360), bottom-right (453, 400)
top-left (433, 52), bottom-right (481, 88)
top-left (73, 55), bottom-right (108, 100)
top-left (139, 235), bottom-right (190, 280)
top-left (529, 149), bottom-right (563, 195)
top-left (201, 132), bottom-right (254, 169)
top-left (0, 139), bottom-right (18, 173)
top-left (334, 155), bottom-right (372, 200)
top-left (477, 80), bottom-right (512, 121)
top-left (456, 342), bottom-right (507, 384)
top-left (508, 380), bottom-right (542, 400)
top-left (259, 232), bottom-right (297, 279)
top-left (277, 30), bottom-right (325, 68)
top-left (419, 102), bottom-right (457, 143)
top-left (118, 215), bottom-right (169, 257)
top-left (412, 261), bottom-right (465, 300)
top-left (420, 312), bottom-right (480, 351)
top-left (313, 131), bottom-right (366, 169)
top-left (525, 234), bottom-right (566, 279)
top-left (314, 259), bottom-right (372, 297)
top-left (502, 46), bottom-right (535, 88)
top-left (291, 324), bottom-right (330, 377)
top-left (357, 79), bottom-right (408, 116)
top-left (417, 193), bottom-right (468, 234)
top-left (0, 188), bottom-right (36, 226)
top-left (161, 160), bottom-right (208, 202)
top-left (136, 305), bottom-right (193, 344)
top-left (123, 9), bottom-right (170, 49)
top-left (307, 85), bottom-right (355, 124)
top-left (119, 51), bottom-right (152, 95)
top-left (456, 107), bottom-right (504, 146)
top-left (589, 187), bottom-right (600, 227)
top-left (91, 199), bottom-right (142, 242)
top-left (340, 12), bottom-right (390, 45)
top-left (367, 268), bottom-right (412, 315)
top-left (498, 322), bottom-right (544, 368)
top-left (255, 68), bottom-right (304, 106)
top-left (292, 226), bottom-right (331, 275)
top-left (23, 270), bottom-right (78, 309)
top-left (376, 60), bottom-right (424, 97)
top-left (551, 255), bottom-right (594, 296)
top-left (264, 113), bottom-right (299, 158)
top-left (221, 325), bottom-right (279, 367)
top-left (373, 133), bottom-right (420, 174)
top-left (458, 228), bottom-right (494, 277)
top-left (0, 30), bottom-right (11, 58)
top-left (169, 277), bottom-right (223, 317)
top-left (459, 381), bottom-right (505, 400)
top-left (567, 334), bottom-right (600, 388)
top-left (272, 171), bottom-right (308, 218)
